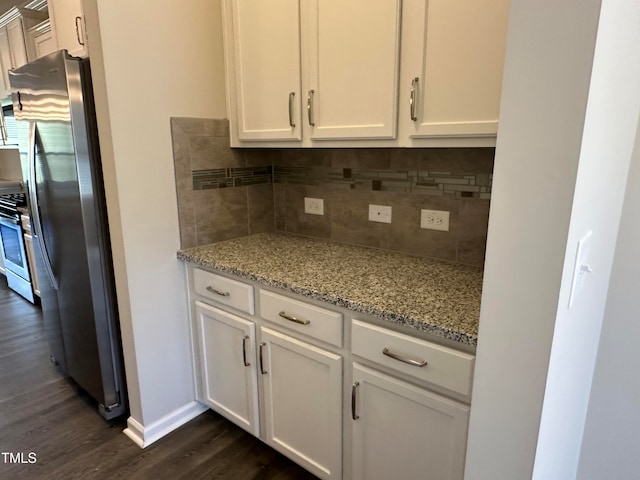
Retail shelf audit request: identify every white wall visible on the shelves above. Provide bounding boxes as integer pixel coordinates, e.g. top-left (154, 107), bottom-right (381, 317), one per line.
top-left (532, 0), bottom-right (640, 477)
top-left (466, 0), bottom-right (640, 478)
top-left (82, 0), bottom-right (226, 444)
top-left (464, 1), bottom-right (601, 478)
top-left (576, 112), bottom-right (640, 479)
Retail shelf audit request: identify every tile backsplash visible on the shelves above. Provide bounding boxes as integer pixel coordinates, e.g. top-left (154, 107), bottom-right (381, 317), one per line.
top-left (171, 118), bottom-right (276, 248)
top-left (172, 118), bottom-right (493, 267)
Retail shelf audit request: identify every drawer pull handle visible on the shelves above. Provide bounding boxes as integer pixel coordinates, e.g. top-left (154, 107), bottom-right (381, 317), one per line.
top-left (382, 348), bottom-right (428, 367)
top-left (279, 311), bottom-right (310, 325)
top-left (351, 382), bottom-right (360, 420)
top-left (206, 286), bottom-right (230, 297)
top-left (242, 335), bottom-right (250, 367)
top-left (259, 342), bottom-right (267, 375)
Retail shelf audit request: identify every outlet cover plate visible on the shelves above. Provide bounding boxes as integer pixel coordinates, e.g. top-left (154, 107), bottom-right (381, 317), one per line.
top-left (421, 209), bottom-right (450, 231)
top-left (304, 197), bottom-right (324, 215)
top-left (369, 204), bottom-right (392, 223)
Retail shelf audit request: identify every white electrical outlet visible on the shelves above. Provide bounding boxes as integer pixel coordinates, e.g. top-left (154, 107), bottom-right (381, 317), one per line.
top-left (304, 197), bottom-right (324, 215)
top-left (420, 209), bottom-right (450, 231)
top-left (369, 204), bottom-right (392, 223)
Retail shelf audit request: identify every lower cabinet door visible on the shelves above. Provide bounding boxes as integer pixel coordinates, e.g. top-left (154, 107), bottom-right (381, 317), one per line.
top-left (351, 364), bottom-right (470, 480)
top-left (260, 327), bottom-right (342, 480)
top-left (195, 301), bottom-right (260, 436)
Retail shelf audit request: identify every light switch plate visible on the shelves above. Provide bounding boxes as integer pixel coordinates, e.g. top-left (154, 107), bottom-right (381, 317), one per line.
top-left (568, 230), bottom-right (593, 308)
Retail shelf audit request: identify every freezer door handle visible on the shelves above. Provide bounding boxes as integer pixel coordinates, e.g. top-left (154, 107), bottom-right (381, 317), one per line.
top-left (27, 121), bottom-right (58, 290)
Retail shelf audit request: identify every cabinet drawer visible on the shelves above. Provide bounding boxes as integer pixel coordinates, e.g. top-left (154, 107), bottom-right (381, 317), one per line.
top-left (193, 268), bottom-right (254, 315)
top-left (351, 319), bottom-right (474, 397)
top-left (259, 289), bottom-right (343, 348)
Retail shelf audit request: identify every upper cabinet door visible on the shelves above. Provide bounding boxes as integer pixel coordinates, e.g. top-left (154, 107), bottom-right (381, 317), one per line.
top-left (0, 28), bottom-right (12, 94)
top-left (29, 20), bottom-right (59, 60)
top-left (6, 18), bottom-right (28, 68)
top-left (400, 0), bottom-right (510, 139)
top-left (229, 0), bottom-right (302, 142)
top-left (48, 0), bottom-right (88, 58)
top-left (303, 0), bottom-right (401, 141)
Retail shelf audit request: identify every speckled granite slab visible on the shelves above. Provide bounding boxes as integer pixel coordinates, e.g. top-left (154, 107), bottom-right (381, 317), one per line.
top-left (178, 233), bottom-right (483, 346)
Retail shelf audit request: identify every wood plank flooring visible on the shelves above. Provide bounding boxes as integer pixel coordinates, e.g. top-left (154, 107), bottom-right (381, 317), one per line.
top-left (0, 276), bottom-right (317, 480)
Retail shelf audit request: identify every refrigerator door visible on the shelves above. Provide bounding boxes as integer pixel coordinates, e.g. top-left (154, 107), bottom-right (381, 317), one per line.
top-left (10, 50), bottom-right (125, 418)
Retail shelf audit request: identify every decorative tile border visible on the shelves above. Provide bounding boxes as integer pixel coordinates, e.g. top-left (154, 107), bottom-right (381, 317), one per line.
top-left (191, 164), bottom-right (492, 198)
top-left (273, 165), bottom-right (492, 198)
top-left (193, 166), bottom-right (273, 190)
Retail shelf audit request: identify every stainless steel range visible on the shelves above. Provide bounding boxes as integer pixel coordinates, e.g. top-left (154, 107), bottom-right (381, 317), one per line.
top-left (0, 192), bottom-right (34, 303)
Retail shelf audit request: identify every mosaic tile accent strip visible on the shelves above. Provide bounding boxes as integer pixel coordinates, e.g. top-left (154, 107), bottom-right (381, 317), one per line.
top-left (273, 165), bottom-right (492, 198)
top-left (189, 153), bottom-right (492, 199)
top-left (193, 166), bottom-right (273, 190)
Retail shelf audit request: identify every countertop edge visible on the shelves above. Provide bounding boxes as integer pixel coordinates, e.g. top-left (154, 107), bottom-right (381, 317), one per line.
top-left (178, 250), bottom-right (479, 347)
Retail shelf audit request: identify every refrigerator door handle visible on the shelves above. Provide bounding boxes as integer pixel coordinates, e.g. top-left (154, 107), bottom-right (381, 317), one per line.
top-left (27, 121), bottom-right (58, 290)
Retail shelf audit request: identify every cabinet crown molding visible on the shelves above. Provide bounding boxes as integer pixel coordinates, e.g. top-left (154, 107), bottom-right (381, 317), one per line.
top-left (0, 7), bottom-right (47, 29)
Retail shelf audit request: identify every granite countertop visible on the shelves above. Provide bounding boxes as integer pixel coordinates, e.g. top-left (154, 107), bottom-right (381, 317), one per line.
top-left (178, 233), bottom-right (483, 346)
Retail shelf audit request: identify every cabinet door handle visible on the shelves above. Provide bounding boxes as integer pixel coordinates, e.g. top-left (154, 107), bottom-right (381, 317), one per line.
top-left (75, 16), bottom-right (85, 46)
top-left (278, 311), bottom-right (310, 325)
top-left (206, 285), bottom-right (230, 297)
top-left (242, 335), bottom-right (250, 367)
top-left (351, 381), bottom-right (360, 420)
top-left (288, 92), bottom-right (296, 127)
top-left (0, 113), bottom-right (6, 144)
top-left (259, 342), bottom-right (267, 374)
top-left (382, 347), bottom-right (428, 367)
top-left (307, 89), bottom-right (315, 126)
top-left (410, 77), bottom-right (419, 121)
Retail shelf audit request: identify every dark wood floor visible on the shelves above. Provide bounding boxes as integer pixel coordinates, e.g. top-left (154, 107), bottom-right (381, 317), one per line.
top-left (0, 276), bottom-right (317, 480)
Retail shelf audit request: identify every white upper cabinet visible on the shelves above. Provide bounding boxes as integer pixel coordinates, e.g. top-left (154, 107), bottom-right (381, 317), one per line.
top-left (28, 19), bottom-right (58, 60)
top-left (303, 0), bottom-right (401, 141)
top-left (224, 0), bottom-right (402, 146)
top-left (399, 0), bottom-right (510, 141)
top-left (224, 0), bottom-right (508, 147)
top-left (0, 28), bottom-right (12, 93)
top-left (7, 18), bottom-right (29, 68)
top-left (48, 0), bottom-right (88, 58)
top-left (228, 0), bottom-right (302, 141)
top-left (0, 8), bottom-right (48, 96)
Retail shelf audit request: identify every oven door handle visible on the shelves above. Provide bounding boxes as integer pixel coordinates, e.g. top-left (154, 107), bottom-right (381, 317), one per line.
top-left (27, 121), bottom-right (58, 290)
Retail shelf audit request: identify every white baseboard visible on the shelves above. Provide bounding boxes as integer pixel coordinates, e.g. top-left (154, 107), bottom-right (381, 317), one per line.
top-left (123, 401), bottom-right (208, 448)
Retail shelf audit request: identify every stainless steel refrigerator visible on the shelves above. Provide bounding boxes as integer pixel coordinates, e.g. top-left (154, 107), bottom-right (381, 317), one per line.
top-left (9, 50), bottom-right (126, 420)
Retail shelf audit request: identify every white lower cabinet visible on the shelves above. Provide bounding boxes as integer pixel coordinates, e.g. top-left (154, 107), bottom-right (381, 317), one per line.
top-left (192, 272), bottom-right (343, 480)
top-left (190, 267), bottom-right (474, 480)
top-left (261, 327), bottom-right (342, 479)
top-left (351, 364), bottom-right (470, 480)
top-left (195, 301), bottom-right (260, 436)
